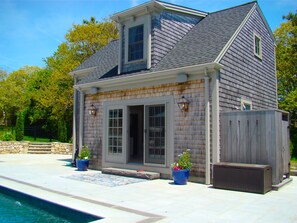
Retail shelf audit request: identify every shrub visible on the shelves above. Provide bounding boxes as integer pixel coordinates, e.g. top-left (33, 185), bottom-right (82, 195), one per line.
top-left (78, 145), bottom-right (90, 160)
top-left (1, 132), bottom-right (14, 141)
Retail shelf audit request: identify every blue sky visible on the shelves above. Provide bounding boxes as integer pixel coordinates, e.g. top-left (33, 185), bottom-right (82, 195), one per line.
top-left (0, 0), bottom-right (296, 72)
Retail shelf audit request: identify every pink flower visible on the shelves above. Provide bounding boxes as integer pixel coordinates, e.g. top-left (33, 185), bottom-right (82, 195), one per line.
top-left (179, 166), bottom-right (183, 169)
top-left (174, 166), bottom-right (179, 171)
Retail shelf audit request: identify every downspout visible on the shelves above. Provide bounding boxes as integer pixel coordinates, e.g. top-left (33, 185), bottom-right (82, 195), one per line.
top-left (204, 69), bottom-right (211, 185)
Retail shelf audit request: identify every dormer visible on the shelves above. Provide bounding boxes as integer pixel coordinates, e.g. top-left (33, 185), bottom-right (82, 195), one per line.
top-left (111, 0), bottom-right (207, 74)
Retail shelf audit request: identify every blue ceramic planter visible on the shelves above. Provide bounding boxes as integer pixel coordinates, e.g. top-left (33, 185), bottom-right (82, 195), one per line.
top-left (76, 160), bottom-right (89, 171)
top-left (172, 169), bottom-right (190, 185)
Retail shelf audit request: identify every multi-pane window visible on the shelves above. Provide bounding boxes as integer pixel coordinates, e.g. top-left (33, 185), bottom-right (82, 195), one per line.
top-left (128, 25), bottom-right (144, 61)
top-left (254, 34), bottom-right (262, 58)
top-left (146, 105), bottom-right (165, 164)
top-left (108, 109), bottom-right (123, 155)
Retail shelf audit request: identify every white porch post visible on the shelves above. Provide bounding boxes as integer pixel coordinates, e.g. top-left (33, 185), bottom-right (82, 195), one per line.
top-left (211, 71), bottom-right (220, 165)
top-left (72, 78), bottom-right (77, 160)
top-left (79, 91), bottom-right (85, 150)
top-left (204, 71), bottom-right (211, 185)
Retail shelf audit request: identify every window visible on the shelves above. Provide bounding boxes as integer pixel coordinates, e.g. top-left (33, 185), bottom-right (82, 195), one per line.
top-left (241, 99), bottom-right (252, 111)
top-left (128, 25), bottom-right (144, 61)
top-left (108, 109), bottom-right (123, 155)
top-left (254, 33), bottom-right (262, 59)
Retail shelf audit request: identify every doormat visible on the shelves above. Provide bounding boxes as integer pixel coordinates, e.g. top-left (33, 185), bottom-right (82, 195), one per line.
top-left (62, 172), bottom-right (147, 187)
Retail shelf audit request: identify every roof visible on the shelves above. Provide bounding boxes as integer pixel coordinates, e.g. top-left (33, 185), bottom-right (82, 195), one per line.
top-left (152, 2), bottom-right (256, 72)
top-left (73, 1), bottom-right (257, 84)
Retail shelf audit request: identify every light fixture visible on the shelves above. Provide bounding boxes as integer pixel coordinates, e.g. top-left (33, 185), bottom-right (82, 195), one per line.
top-left (88, 104), bottom-right (97, 116)
top-left (177, 96), bottom-right (190, 112)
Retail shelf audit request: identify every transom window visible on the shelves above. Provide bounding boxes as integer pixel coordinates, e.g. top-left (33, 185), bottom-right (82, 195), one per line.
top-left (254, 33), bottom-right (262, 59)
top-left (128, 25), bottom-right (144, 61)
top-left (108, 109), bottom-right (123, 155)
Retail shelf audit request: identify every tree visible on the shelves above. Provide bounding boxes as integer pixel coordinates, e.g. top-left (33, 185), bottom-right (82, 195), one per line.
top-left (275, 11), bottom-right (297, 157)
top-left (15, 111), bottom-right (24, 141)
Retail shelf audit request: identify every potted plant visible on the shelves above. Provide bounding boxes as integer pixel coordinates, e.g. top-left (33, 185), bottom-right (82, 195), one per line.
top-left (171, 149), bottom-right (192, 185)
top-left (76, 145), bottom-right (90, 171)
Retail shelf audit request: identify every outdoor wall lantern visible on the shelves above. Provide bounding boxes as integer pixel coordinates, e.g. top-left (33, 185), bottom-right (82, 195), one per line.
top-left (88, 104), bottom-right (97, 116)
top-left (177, 96), bottom-right (190, 112)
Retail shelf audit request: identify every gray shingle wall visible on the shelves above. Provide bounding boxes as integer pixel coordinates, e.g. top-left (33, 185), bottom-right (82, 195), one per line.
top-left (151, 11), bottom-right (200, 68)
top-left (219, 7), bottom-right (277, 111)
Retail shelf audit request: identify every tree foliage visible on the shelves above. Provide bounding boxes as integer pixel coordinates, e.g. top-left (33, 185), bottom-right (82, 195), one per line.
top-left (275, 11), bottom-right (297, 157)
top-left (0, 17), bottom-right (118, 142)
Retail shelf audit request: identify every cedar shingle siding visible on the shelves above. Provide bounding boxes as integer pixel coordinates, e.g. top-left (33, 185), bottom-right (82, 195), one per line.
top-left (219, 8), bottom-right (277, 111)
top-left (151, 11), bottom-right (200, 68)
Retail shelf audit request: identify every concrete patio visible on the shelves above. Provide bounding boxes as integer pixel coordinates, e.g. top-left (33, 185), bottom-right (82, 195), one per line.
top-left (0, 154), bottom-right (296, 223)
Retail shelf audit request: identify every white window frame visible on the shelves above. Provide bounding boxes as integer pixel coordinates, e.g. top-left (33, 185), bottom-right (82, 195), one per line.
top-left (241, 98), bottom-right (252, 111)
top-left (254, 32), bottom-right (262, 59)
top-left (124, 16), bottom-right (148, 64)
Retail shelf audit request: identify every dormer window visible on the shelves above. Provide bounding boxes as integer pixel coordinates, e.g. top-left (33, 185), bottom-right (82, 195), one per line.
top-left (128, 25), bottom-right (144, 61)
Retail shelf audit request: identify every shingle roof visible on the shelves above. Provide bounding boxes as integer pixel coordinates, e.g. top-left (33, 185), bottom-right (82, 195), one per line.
top-left (73, 40), bottom-right (118, 84)
top-left (74, 1), bottom-right (256, 84)
top-left (152, 2), bottom-right (255, 72)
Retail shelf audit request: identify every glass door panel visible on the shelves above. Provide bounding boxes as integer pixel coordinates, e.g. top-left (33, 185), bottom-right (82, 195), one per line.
top-left (145, 105), bottom-right (166, 165)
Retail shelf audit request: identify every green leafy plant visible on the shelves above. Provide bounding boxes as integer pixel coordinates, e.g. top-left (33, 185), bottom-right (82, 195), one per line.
top-left (171, 149), bottom-right (192, 170)
top-left (1, 132), bottom-right (14, 141)
top-left (77, 145), bottom-right (90, 160)
top-left (15, 112), bottom-right (24, 141)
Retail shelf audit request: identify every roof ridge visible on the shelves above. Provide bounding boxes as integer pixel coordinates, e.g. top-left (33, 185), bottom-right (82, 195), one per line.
top-left (210, 1), bottom-right (256, 14)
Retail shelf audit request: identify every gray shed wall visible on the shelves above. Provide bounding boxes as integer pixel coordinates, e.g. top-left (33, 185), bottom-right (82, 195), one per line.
top-left (219, 8), bottom-right (277, 111)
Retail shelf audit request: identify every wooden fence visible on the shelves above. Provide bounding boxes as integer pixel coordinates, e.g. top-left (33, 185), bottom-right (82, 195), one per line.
top-left (220, 110), bottom-right (290, 185)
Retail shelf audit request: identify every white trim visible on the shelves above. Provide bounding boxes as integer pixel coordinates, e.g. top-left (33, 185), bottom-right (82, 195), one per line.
top-left (74, 62), bottom-right (223, 92)
top-left (102, 96), bottom-right (174, 169)
top-left (215, 4), bottom-right (257, 63)
top-left (254, 32), bottom-right (262, 59)
top-left (79, 92), bottom-right (84, 150)
top-left (70, 67), bottom-right (97, 77)
top-left (111, 1), bottom-right (206, 22)
top-left (72, 79), bottom-right (77, 161)
top-left (204, 73), bottom-right (210, 185)
top-left (117, 24), bottom-right (123, 75)
top-left (124, 17), bottom-right (148, 64)
top-left (211, 71), bottom-right (220, 165)
top-left (147, 14), bottom-right (152, 69)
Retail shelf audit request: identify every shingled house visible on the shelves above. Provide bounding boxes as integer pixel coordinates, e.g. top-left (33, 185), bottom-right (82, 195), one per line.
top-left (71, 0), bottom-right (277, 183)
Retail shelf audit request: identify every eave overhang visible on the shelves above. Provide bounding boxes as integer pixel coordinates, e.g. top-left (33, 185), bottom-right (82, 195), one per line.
top-left (74, 62), bottom-right (223, 93)
top-left (111, 0), bottom-right (207, 23)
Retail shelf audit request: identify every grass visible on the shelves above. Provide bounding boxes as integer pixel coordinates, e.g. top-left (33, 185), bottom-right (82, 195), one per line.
top-left (1, 126), bottom-right (56, 142)
top-left (291, 157), bottom-right (297, 170)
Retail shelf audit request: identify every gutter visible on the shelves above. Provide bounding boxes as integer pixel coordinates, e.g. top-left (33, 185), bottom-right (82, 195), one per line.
top-left (74, 62), bottom-right (223, 92)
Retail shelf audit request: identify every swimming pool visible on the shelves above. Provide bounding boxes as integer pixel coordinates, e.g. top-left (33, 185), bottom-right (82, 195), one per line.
top-left (0, 185), bottom-right (101, 223)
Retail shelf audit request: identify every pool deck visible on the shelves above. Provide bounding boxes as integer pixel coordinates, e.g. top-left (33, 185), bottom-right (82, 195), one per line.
top-left (0, 154), bottom-right (297, 223)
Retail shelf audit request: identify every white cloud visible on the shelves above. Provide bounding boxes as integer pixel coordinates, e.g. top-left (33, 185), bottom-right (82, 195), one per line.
top-left (130, 0), bottom-right (139, 7)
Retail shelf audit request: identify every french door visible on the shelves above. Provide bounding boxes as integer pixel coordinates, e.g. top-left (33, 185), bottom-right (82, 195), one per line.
top-left (105, 103), bottom-right (167, 166)
top-left (144, 104), bottom-right (166, 165)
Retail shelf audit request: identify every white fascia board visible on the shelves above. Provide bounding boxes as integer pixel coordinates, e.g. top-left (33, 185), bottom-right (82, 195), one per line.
top-left (111, 0), bottom-right (207, 22)
top-left (159, 2), bottom-right (208, 17)
top-left (214, 4), bottom-right (257, 63)
top-left (74, 62), bottom-right (223, 93)
top-left (111, 1), bottom-right (163, 22)
top-left (69, 66), bottom-right (97, 77)
top-left (255, 4), bottom-right (275, 44)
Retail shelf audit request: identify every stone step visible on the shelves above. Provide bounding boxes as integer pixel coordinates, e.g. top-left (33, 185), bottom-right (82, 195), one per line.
top-left (102, 167), bottom-right (160, 180)
top-left (27, 150), bottom-right (51, 154)
top-left (291, 170), bottom-right (297, 176)
top-left (28, 143), bottom-right (52, 154)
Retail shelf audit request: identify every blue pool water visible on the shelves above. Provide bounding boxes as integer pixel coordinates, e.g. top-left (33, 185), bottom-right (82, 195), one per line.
top-left (0, 186), bottom-right (101, 223)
